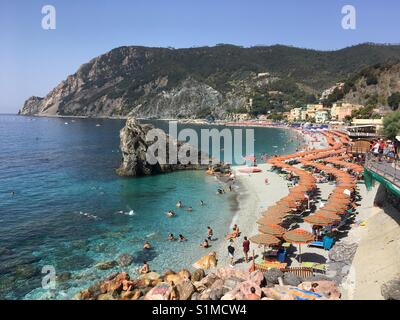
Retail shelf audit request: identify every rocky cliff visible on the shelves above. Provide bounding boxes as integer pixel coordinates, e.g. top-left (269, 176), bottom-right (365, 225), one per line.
top-left (116, 118), bottom-right (206, 177)
top-left (323, 62), bottom-right (400, 110)
top-left (19, 44), bottom-right (400, 119)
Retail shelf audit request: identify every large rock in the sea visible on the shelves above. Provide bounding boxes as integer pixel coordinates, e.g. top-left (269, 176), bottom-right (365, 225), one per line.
top-left (116, 118), bottom-right (206, 177)
top-left (95, 260), bottom-right (117, 270)
top-left (116, 253), bottom-right (134, 267)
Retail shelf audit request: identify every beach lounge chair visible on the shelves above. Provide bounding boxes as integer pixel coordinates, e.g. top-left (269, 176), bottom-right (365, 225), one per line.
top-left (308, 241), bottom-right (324, 249)
top-left (281, 267), bottom-right (314, 279)
top-left (254, 257), bottom-right (287, 272)
top-left (301, 262), bottom-right (326, 274)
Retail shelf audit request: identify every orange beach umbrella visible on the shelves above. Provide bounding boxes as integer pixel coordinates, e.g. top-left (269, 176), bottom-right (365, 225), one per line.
top-left (250, 234), bottom-right (281, 247)
top-left (258, 224), bottom-right (287, 237)
top-left (283, 229), bottom-right (315, 263)
top-left (304, 215), bottom-right (335, 227)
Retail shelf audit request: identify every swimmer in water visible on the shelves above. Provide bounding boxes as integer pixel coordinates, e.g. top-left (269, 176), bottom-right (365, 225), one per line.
top-left (143, 241), bottom-right (151, 249)
top-left (178, 234), bottom-right (187, 242)
top-left (168, 233), bottom-right (176, 241)
top-left (186, 206), bottom-right (193, 212)
top-left (176, 200), bottom-right (183, 208)
top-left (200, 200), bottom-right (205, 206)
top-left (166, 210), bottom-right (176, 217)
top-left (200, 239), bottom-right (209, 248)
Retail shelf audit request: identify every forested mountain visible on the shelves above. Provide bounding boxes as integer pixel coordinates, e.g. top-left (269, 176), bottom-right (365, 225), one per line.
top-left (19, 43), bottom-right (400, 119)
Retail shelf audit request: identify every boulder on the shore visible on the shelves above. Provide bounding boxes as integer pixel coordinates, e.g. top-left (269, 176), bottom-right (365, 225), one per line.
top-left (381, 278), bottom-right (400, 300)
top-left (138, 271), bottom-right (161, 282)
top-left (216, 267), bottom-right (248, 281)
top-left (144, 282), bottom-right (173, 300)
top-left (177, 269), bottom-right (191, 281)
top-left (283, 273), bottom-right (302, 286)
top-left (176, 279), bottom-right (196, 300)
top-left (191, 268), bottom-right (205, 282)
top-left (263, 268), bottom-right (284, 286)
top-left (192, 252), bottom-right (217, 270)
top-left (328, 241), bottom-right (358, 264)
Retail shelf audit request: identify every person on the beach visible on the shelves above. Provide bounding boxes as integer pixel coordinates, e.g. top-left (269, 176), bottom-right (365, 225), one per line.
top-left (310, 283), bottom-right (319, 293)
top-left (228, 239), bottom-right (235, 267)
top-left (246, 287), bottom-right (260, 300)
top-left (265, 177), bottom-right (269, 185)
top-left (168, 281), bottom-right (179, 300)
top-left (242, 236), bottom-right (250, 263)
top-left (200, 239), bottom-right (209, 248)
top-left (207, 226), bottom-right (213, 241)
top-left (178, 234), bottom-right (187, 242)
top-left (168, 233), bottom-right (175, 241)
top-left (225, 224), bottom-right (240, 240)
top-left (143, 241), bottom-right (151, 250)
top-left (138, 261), bottom-right (149, 274)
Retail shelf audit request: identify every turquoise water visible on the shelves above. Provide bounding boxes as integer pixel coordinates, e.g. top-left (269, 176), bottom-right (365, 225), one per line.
top-left (0, 115), bottom-right (299, 299)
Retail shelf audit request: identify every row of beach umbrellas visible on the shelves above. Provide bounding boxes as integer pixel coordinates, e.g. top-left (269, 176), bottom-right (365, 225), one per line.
top-left (250, 131), bottom-right (357, 263)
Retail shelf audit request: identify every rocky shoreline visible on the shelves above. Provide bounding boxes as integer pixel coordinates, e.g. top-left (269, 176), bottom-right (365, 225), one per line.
top-left (74, 265), bottom-right (340, 300)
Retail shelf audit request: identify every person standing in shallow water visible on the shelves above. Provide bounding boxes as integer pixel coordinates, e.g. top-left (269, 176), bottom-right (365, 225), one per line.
top-left (207, 226), bottom-right (213, 241)
top-left (228, 239), bottom-right (235, 268)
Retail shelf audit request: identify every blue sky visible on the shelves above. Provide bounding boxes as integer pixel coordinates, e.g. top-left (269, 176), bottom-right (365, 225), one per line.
top-left (1, 0), bottom-right (399, 113)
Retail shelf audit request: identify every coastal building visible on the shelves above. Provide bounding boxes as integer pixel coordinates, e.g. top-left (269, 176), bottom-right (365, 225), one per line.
top-left (300, 110), bottom-right (307, 121)
top-left (230, 113), bottom-right (252, 122)
top-left (315, 110), bottom-right (330, 124)
top-left (299, 104), bottom-right (325, 121)
top-left (331, 103), bottom-right (363, 121)
top-left (288, 107), bottom-right (302, 122)
top-left (351, 118), bottom-right (384, 131)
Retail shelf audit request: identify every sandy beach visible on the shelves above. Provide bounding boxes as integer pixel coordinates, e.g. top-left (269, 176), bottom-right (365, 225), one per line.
top-left (212, 130), bottom-right (327, 270)
top-left (210, 128), bottom-right (400, 300)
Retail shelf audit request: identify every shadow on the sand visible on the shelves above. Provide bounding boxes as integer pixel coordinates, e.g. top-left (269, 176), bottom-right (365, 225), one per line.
top-left (298, 252), bottom-right (327, 264)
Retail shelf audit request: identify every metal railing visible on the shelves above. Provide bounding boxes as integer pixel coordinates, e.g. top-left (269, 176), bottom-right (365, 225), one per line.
top-left (365, 152), bottom-right (400, 189)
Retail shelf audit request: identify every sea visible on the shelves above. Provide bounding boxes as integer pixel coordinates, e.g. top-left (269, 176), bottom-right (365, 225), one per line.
top-left (0, 114), bottom-right (300, 299)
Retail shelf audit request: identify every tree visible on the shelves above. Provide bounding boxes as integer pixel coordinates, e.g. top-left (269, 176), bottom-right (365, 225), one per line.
top-left (387, 92), bottom-right (400, 111)
top-left (383, 110), bottom-right (400, 139)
